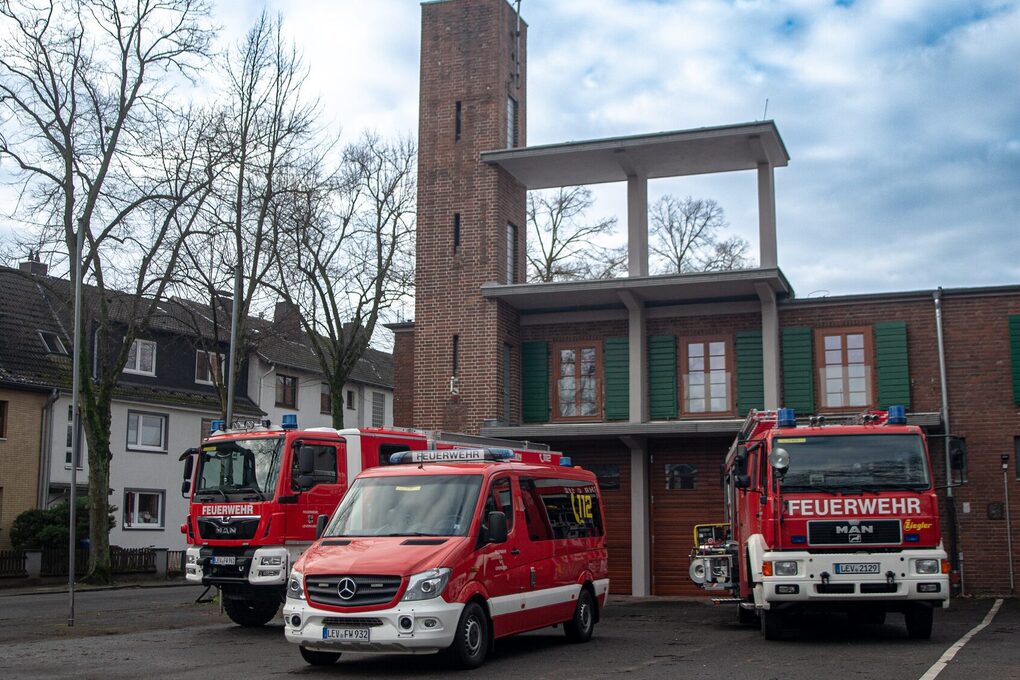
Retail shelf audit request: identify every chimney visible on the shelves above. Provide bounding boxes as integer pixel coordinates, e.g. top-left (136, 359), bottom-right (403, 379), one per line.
top-left (274, 300), bottom-right (302, 337)
top-left (19, 250), bottom-right (48, 276)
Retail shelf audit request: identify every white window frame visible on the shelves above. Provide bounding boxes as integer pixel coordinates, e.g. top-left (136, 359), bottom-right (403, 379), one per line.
top-left (195, 350), bottom-right (224, 385)
top-left (126, 410), bottom-right (168, 452)
top-left (123, 339), bottom-right (157, 376)
top-left (371, 392), bottom-right (385, 427)
top-left (122, 489), bottom-right (165, 530)
top-left (65, 404), bottom-right (83, 469)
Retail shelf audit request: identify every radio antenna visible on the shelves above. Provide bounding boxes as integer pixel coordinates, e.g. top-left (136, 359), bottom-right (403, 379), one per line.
top-left (762, 97), bottom-right (769, 120)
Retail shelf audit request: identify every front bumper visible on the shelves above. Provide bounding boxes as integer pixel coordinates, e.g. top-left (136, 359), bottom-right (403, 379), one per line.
top-left (184, 546), bottom-right (291, 586)
top-left (758, 549), bottom-right (950, 608)
top-left (283, 597), bottom-right (465, 655)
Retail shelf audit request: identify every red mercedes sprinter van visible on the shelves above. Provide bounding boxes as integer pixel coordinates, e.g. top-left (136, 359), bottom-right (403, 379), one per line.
top-left (283, 447), bottom-right (609, 668)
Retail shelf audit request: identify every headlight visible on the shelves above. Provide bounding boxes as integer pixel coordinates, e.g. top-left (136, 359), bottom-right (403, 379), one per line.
top-left (914, 559), bottom-right (939, 575)
top-left (186, 554), bottom-right (197, 565)
top-left (287, 570), bottom-right (305, 600)
top-left (773, 560), bottom-right (799, 576)
top-left (261, 555), bottom-right (285, 567)
top-left (401, 568), bottom-right (451, 602)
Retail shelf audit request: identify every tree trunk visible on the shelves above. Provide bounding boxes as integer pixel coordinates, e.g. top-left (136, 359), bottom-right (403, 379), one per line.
top-left (82, 387), bottom-right (114, 585)
top-left (330, 377), bottom-right (346, 429)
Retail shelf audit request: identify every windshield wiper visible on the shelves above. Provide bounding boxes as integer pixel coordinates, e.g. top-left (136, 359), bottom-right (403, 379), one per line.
top-left (226, 485), bottom-right (264, 500)
top-left (196, 488), bottom-right (228, 502)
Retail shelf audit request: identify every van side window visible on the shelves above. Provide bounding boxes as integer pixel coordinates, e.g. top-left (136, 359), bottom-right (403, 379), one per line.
top-left (521, 477), bottom-right (603, 540)
top-left (482, 476), bottom-right (514, 532)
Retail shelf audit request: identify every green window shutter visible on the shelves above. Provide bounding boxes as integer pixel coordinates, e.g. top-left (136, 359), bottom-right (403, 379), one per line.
top-left (648, 335), bottom-right (678, 420)
top-left (735, 330), bottom-right (764, 416)
top-left (874, 321), bottom-right (911, 410)
top-left (782, 327), bottom-right (814, 413)
top-left (1010, 315), bottom-right (1020, 406)
top-left (603, 336), bottom-right (629, 421)
top-left (521, 341), bottom-right (549, 423)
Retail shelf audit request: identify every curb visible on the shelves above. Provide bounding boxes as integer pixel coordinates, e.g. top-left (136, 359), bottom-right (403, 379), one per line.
top-left (0, 580), bottom-right (200, 598)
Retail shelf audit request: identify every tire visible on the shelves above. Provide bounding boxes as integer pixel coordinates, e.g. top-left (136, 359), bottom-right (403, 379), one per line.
top-left (299, 647), bottom-right (341, 666)
top-left (445, 601), bottom-right (489, 669)
top-left (905, 606), bottom-right (933, 640)
top-left (564, 588), bottom-right (596, 643)
top-left (223, 596), bottom-right (279, 627)
top-left (760, 608), bottom-right (784, 641)
top-left (737, 604), bottom-right (759, 626)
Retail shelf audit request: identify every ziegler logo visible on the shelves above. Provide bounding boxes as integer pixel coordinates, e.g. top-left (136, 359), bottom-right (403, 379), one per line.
top-left (904, 519), bottom-right (933, 531)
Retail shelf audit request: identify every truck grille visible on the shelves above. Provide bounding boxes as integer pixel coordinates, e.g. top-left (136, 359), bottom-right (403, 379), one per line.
top-left (306, 575), bottom-right (403, 608)
top-left (807, 519), bottom-right (901, 546)
top-left (197, 517), bottom-right (260, 540)
top-left (322, 617), bottom-right (385, 627)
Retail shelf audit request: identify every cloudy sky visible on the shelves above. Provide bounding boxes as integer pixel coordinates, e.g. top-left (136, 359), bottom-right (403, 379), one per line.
top-left (212, 0), bottom-right (1019, 299)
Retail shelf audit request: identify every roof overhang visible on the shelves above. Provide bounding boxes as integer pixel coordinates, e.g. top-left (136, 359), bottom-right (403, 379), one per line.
top-left (480, 412), bottom-right (943, 442)
top-left (482, 268), bottom-right (793, 314)
top-left (481, 121), bottom-right (789, 189)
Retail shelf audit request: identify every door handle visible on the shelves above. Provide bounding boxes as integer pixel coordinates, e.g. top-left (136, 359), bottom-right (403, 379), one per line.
top-left (510, 548), bottom-right (520, 556)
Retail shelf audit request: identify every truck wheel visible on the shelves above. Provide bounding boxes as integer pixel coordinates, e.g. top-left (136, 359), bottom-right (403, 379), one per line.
top-left (445, 602), bottom-right (489, 669)
top-left (905, 606), bottom-right (933, 640)
top-left (738, 604), bottom-right (759, 626)
top-left (564, 589), bottom-right (596, 643)
top-left (760, 608), bottom-right (784, 640)
top-left (299, 647), bottom-right (341, 666)
top-left (223, 597), bottom-right (279, 627)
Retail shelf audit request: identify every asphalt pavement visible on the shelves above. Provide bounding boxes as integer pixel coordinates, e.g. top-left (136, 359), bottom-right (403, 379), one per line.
top-left (0, 585), bottom-right (1016, 679)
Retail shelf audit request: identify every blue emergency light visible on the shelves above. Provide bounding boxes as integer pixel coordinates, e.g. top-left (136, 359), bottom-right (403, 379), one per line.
top-left (210, 419), bottom-right (225, 433)
top-left (777, 408), bottom-right (796, 428)
top-left (560, 457), bottom-right (573, 467)
top-left (281, 414), bottom-right (298, 430)
top-left (887, 405), bottom-right (907, 425)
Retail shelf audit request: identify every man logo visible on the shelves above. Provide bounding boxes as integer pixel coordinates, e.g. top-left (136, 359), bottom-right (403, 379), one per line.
top-left (337, 577), bottom-right (358, 600)
top-left (836, 524), bottom-right (874, 543)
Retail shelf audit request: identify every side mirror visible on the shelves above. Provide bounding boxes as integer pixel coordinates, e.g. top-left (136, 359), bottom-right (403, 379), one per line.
top-left (315, 514), bottom-right (329, 539)
top-left (486, 511), bottom-right (508, 544)
top-left (733, 474), bottom-right (751, 490)
top-left (181, 480), bottom-right (191, 497)
top-left (770, 447), bottom-right (790, 475)
top-left (298, 445), bottom-right (315, 475)
top-left (734, 445), bottom-right (748, 476)
top-left (295, 475), bottom-right (314, 491)
top-left (181, 453), bottom-right (195, 498)
top-left (949, 436), bottom-right (967, 484)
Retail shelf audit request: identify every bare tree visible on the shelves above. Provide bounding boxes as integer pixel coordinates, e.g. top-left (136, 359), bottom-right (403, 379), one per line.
top-left (526, 186), bottom-right (626, 282)
top-left (175, 10), bottom-right (321, 418)
top-left (649, 195), bottom-right (751, 274)
top-left (0, 0), bottom-right (214, 583)
top-left (275, 132), bottom-right (416, 428)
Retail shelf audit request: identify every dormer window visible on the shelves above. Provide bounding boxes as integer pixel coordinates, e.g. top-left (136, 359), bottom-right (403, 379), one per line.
top-left (39, 330), bottom-right (67, 355)
top-left (195, 350), bottom-right (223, 385)
top-left (124, 339), bottom-right (157, 376)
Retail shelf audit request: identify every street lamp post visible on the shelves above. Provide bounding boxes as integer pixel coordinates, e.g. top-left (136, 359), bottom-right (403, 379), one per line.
top-left (68, 219), bottom-right (85, 627)
top-left (1003, 454), bottom-right (1015, 593)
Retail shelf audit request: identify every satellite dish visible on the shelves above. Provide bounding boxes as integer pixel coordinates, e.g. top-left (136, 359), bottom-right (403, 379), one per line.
top-left (770, 447), bottom-right (790, 472)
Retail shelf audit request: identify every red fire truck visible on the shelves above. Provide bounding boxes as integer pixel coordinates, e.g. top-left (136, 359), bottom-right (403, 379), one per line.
top-left (689, 406), bottom-right (950, 640)
top-left (180, 416), bottom-right (554, 627)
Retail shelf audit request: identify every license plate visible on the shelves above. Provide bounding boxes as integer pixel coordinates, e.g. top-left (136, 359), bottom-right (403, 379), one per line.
top-left (322, 627), bottom-right (370, 641)
top-left (211, 556), bottom-right (236, 566)
top-left (834, 562), bottom-right (880, 574)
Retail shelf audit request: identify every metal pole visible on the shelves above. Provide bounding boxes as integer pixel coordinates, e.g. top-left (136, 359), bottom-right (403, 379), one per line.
top-left (1004, 458), bottom-right (1015, 593)
top-left (225, 262), bottom-right (241, 426)
top-left (933, 288), bottom-right (961, 593)
top-left (68, 219), bottom-right (85, 627)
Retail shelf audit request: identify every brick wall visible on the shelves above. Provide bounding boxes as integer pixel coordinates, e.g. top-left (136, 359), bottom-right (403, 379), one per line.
top-left (413, 0), bottom-right (527, 434)
top-left (391, 328), bottom-right (415, 427)
top-left (0, 387), bottom-right (46, 549)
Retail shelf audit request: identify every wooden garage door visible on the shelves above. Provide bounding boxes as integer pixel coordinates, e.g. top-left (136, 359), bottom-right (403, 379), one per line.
top-left (649, 438), bottom-right (727, 596)
top-left (564, 443), bottom-right (632, 594)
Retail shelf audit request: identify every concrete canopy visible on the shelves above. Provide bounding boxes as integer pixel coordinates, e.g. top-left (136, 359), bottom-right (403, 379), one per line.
top-left (481, 121), bottom-right (789, 189)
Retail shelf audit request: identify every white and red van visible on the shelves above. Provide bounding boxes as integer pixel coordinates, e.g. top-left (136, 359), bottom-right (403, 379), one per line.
top-left (283, 447), bottom-right (609, 668)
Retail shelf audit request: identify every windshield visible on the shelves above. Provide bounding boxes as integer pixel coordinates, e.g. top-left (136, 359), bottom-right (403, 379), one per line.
top-left (776, 434), bottom-right (931, 492)
top-left (325, 475), bottom-right (483, 537)
top-left (195, 437), bottom-right (284, 501)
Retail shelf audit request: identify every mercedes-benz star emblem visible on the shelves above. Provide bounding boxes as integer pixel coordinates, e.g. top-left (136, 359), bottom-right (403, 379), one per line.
top-left (337, 577), bottom-right (358, 600)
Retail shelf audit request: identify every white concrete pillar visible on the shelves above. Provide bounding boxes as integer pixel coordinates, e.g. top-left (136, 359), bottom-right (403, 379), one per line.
top-left (620, 292), bottom-right (647, 424)
top-left (757, 162), bottom-right (777, 269)
top-left (755, 282), bottom-right (780, 409)
top-left (625, 437), bottom-right (651, 596)
top-left (627, 175), bottom-right (649, 277)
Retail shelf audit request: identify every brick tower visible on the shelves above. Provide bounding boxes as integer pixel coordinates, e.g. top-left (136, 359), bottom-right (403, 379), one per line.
top-left (409, 0), bottom-right (527, 433)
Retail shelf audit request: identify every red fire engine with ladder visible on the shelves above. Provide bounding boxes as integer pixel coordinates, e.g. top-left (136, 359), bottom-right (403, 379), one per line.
top-left (180, 415), bottom-right (556, 627)
top-left (689, 406), bottom-right (950, 640)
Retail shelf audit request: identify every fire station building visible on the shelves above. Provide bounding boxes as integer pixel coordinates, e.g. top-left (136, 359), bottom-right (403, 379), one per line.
top-left (389, 0), bottom-right (1020, 597)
